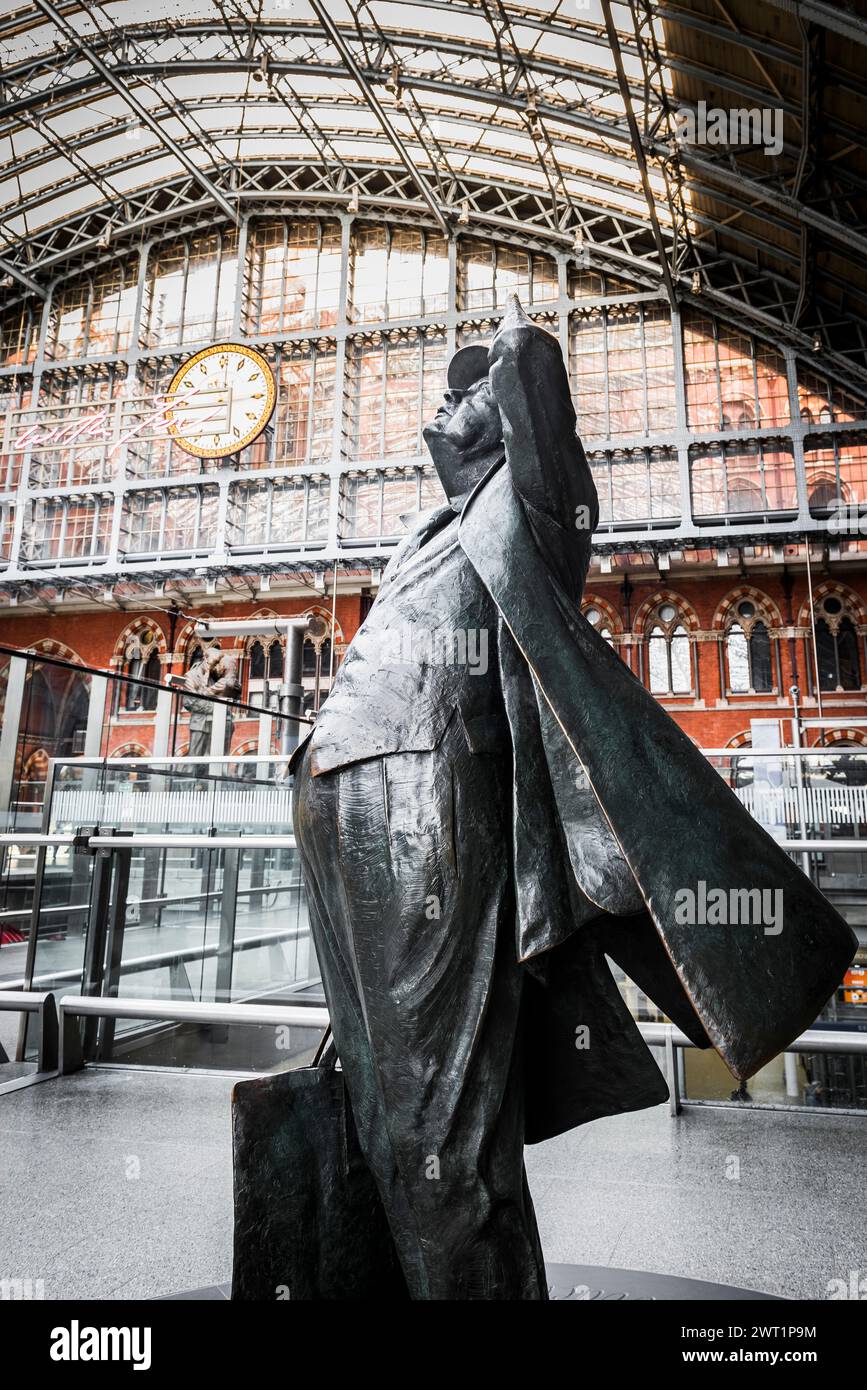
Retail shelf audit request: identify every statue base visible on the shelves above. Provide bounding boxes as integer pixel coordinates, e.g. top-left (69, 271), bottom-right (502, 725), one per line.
top-left (158, 1264), bottom-right (783, 1301)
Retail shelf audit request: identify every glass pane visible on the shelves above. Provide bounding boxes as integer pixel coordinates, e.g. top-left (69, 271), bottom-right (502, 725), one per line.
top-left (749, 623), bottom-right (773, 693)
top-left (648, 630), bottom-right (669, 694)
top-left (727, 625), bottom-right (750, 693)
top-left (816, 620), bottom-right (839, 691)
top-left (838, 619), bottom-right (861, 691)
top-left (670, 628), bottom-right (691, 693)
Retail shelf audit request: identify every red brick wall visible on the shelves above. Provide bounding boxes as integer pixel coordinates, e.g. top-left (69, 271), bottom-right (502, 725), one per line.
top-left (1, 569), bottom-right (867, 756)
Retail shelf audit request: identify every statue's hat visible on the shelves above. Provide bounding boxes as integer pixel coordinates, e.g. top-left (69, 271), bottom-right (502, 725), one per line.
top-left (446, 343), bottom-right (490, 392)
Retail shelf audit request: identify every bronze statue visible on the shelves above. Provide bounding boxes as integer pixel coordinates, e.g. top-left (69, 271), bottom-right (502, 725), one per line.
top-left (181, 642), bottom-right (241, 762)
top-left (282, 296), bottom-right (855, 1300)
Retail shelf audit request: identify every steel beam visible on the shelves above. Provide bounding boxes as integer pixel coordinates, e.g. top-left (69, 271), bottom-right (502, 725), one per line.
top-left (29, 0), bottom-right (240, 225)
top-left (601, 0), bottom-right (677, 305)
top-left (306, 0), bottom-right (450, 235)
top-left (0, 255), bottom-right (45, 299)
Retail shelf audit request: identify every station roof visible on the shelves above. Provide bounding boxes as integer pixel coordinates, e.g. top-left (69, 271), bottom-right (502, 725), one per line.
top-left (1, 1), bottom-right (866, 390)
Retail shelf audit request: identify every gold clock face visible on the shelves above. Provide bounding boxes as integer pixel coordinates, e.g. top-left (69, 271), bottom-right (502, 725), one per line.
top-left (165, 343), bottom-right (276, 459)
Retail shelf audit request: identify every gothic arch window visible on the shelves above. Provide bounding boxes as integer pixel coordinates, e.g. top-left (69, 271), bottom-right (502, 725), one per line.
top-left (722, 736), bottom-right (754, 790)
top-left (809, 478), bottom-right (839, 513)
top-left (644, 602), bottom-right (692, 695)
top-left (583, 604), bottom-right (615, 647)
top-left (814, 594), bottom-right (861, 691)
top-left (303, 612), bottom-right (334, 714)
top-left (118, 626), bottom-right (162, 711)
top-left (246, 638), bottom-right (285, 709)
top-left (724, 600), bottom-right (775, 694)
top-left (184, 639), bottom-right (207, 673)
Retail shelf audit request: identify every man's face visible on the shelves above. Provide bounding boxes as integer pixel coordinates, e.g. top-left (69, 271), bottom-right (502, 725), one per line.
top-left (422, 377), bottom-right (503, 498)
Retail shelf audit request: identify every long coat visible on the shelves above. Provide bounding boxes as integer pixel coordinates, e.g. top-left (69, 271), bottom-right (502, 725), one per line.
top-left (293, 301), bottom-right (856, 1144)
top-left (456, 303), bottom-right (855, 1139)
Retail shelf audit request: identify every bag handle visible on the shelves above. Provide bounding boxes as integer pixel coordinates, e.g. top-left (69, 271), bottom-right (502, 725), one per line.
top-left (312, 1023), bottom-right (337, 1069)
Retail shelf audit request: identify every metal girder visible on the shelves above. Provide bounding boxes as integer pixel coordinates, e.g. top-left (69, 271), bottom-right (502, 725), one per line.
top-left (3, 156), bottom-right (867, 391)
top-left (29, 0), bottom-right (240, 225)
top-left (306, 0), bottom-right (450, 235)
top-left (0, 4), bottom-right (865, 377)
top-left (6, 27), bottom-right (863, 279)
top-left (760, 0), bottom-right (867, 46)
top-left (212, 0), bottom-right (354, 196)
top-left (677, 149), bottom-right (867, 265)
top-left (0, 255), bottom-right (45, 299)
top-left (1, 115), bottom-right (652, 244)
top-left (4, 20), bottom-right (866, 215)
top-left (601, 0), bottom-right (678, 306)
top-left (793, 20), bottom-right (823, 329)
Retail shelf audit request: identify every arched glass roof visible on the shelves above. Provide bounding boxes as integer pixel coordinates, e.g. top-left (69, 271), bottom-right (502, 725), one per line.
top-left (1, 1), bottom-right (867, 392)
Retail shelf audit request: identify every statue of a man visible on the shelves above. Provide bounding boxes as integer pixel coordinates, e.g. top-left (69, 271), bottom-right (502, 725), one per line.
top-left (290, 296), bottom-right (855, 1300)
top-left (182, 642), bottom-right (240, 762)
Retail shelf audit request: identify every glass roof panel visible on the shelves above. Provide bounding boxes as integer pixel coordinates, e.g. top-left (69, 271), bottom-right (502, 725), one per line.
top-left (0, 0), bottom-right (765, 315)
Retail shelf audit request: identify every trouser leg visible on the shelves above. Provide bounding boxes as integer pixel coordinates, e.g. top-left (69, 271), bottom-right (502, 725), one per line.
top-left (294, 731), bottom-right (547, 1300)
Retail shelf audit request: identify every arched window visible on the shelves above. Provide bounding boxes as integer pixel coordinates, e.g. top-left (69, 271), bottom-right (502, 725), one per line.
top-left (809, 479), bottom-right (839, 513)
top-left (303, 612), bottom-right (335, 715)
top-left (584, 605), bottom-right (615, 648)
top-left (249, 641), bottom-right (266, 682)
top-left (246, 638), bottom-right (284, 709)
top-left (814, 595), bottom-right (861, 691)
top-left (119, 627), bottom-right (162, 711)
top-left (725, 600), bottom-right (774, 694)
top-left (645, 603), bottom-right (692, 694)
top-left (185, 640), bottom-right (206, 673)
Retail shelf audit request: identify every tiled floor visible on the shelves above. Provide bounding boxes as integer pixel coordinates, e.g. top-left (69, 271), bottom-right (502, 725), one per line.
top-left (0, 1066), bottom-right (863, 1300)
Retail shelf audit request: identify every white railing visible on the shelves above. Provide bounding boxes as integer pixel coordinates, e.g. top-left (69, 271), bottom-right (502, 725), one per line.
top-left (46, 776), bottom-right (867, 835)
top-left (51, 785), bottom-right (294, 829)
top-left (735, 783), bottom-right (867, 826)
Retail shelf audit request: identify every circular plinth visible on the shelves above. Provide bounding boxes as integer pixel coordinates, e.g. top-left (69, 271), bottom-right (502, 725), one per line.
top-left (160, 1264), bottom-right (783, 1301)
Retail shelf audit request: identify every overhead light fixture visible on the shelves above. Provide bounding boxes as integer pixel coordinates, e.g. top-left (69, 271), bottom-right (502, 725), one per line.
top-left (458, 201), bottom-right (470, 226)
top-left (254, 52), bottom-right (270, 83)
top-left (691, 271), bottom-right (702, 294)
top-left (98, 223), bottom-right (113, 248)
top-left (812, 332), bottom-right (823, 353)
top-left (348, 189), bottom-right (360, 214)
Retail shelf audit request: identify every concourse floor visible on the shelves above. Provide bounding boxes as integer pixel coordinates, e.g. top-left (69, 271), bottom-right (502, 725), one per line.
top-left (0, 1067), bottom-right (863, 1301)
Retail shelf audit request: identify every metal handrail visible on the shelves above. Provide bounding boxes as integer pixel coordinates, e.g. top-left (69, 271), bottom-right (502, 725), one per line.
top-left (58, 994), bottom-right (329, 1073)
top-left (0, 833), bottom-right (298, 849)
top-left (2, 830), bottom-right (865, 852)
top-left (702, 748), bottom-right (867, 758)
top-left (1, 924), bottom-right (309, 993)
top-left (53, 755), bottom-right (297, 766)
top-left (0, 876), bottom-right (303, 923)
top-left (88, 834), bottom-right (297, 849)
top-left (48, 1001), bottom-right (867, 1109)
top-left (639, 1022), bottom-right (867, 1116)
top-left (0, 989), bottom-right (58, 1087)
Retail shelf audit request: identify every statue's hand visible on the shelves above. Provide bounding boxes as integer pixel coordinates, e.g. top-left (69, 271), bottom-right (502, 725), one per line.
top-left (488, 294), bottom-right (559, 400)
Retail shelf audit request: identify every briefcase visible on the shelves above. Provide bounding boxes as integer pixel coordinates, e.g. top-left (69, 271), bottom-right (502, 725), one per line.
top-left (231, 1028), bottom-right (408, 1300)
